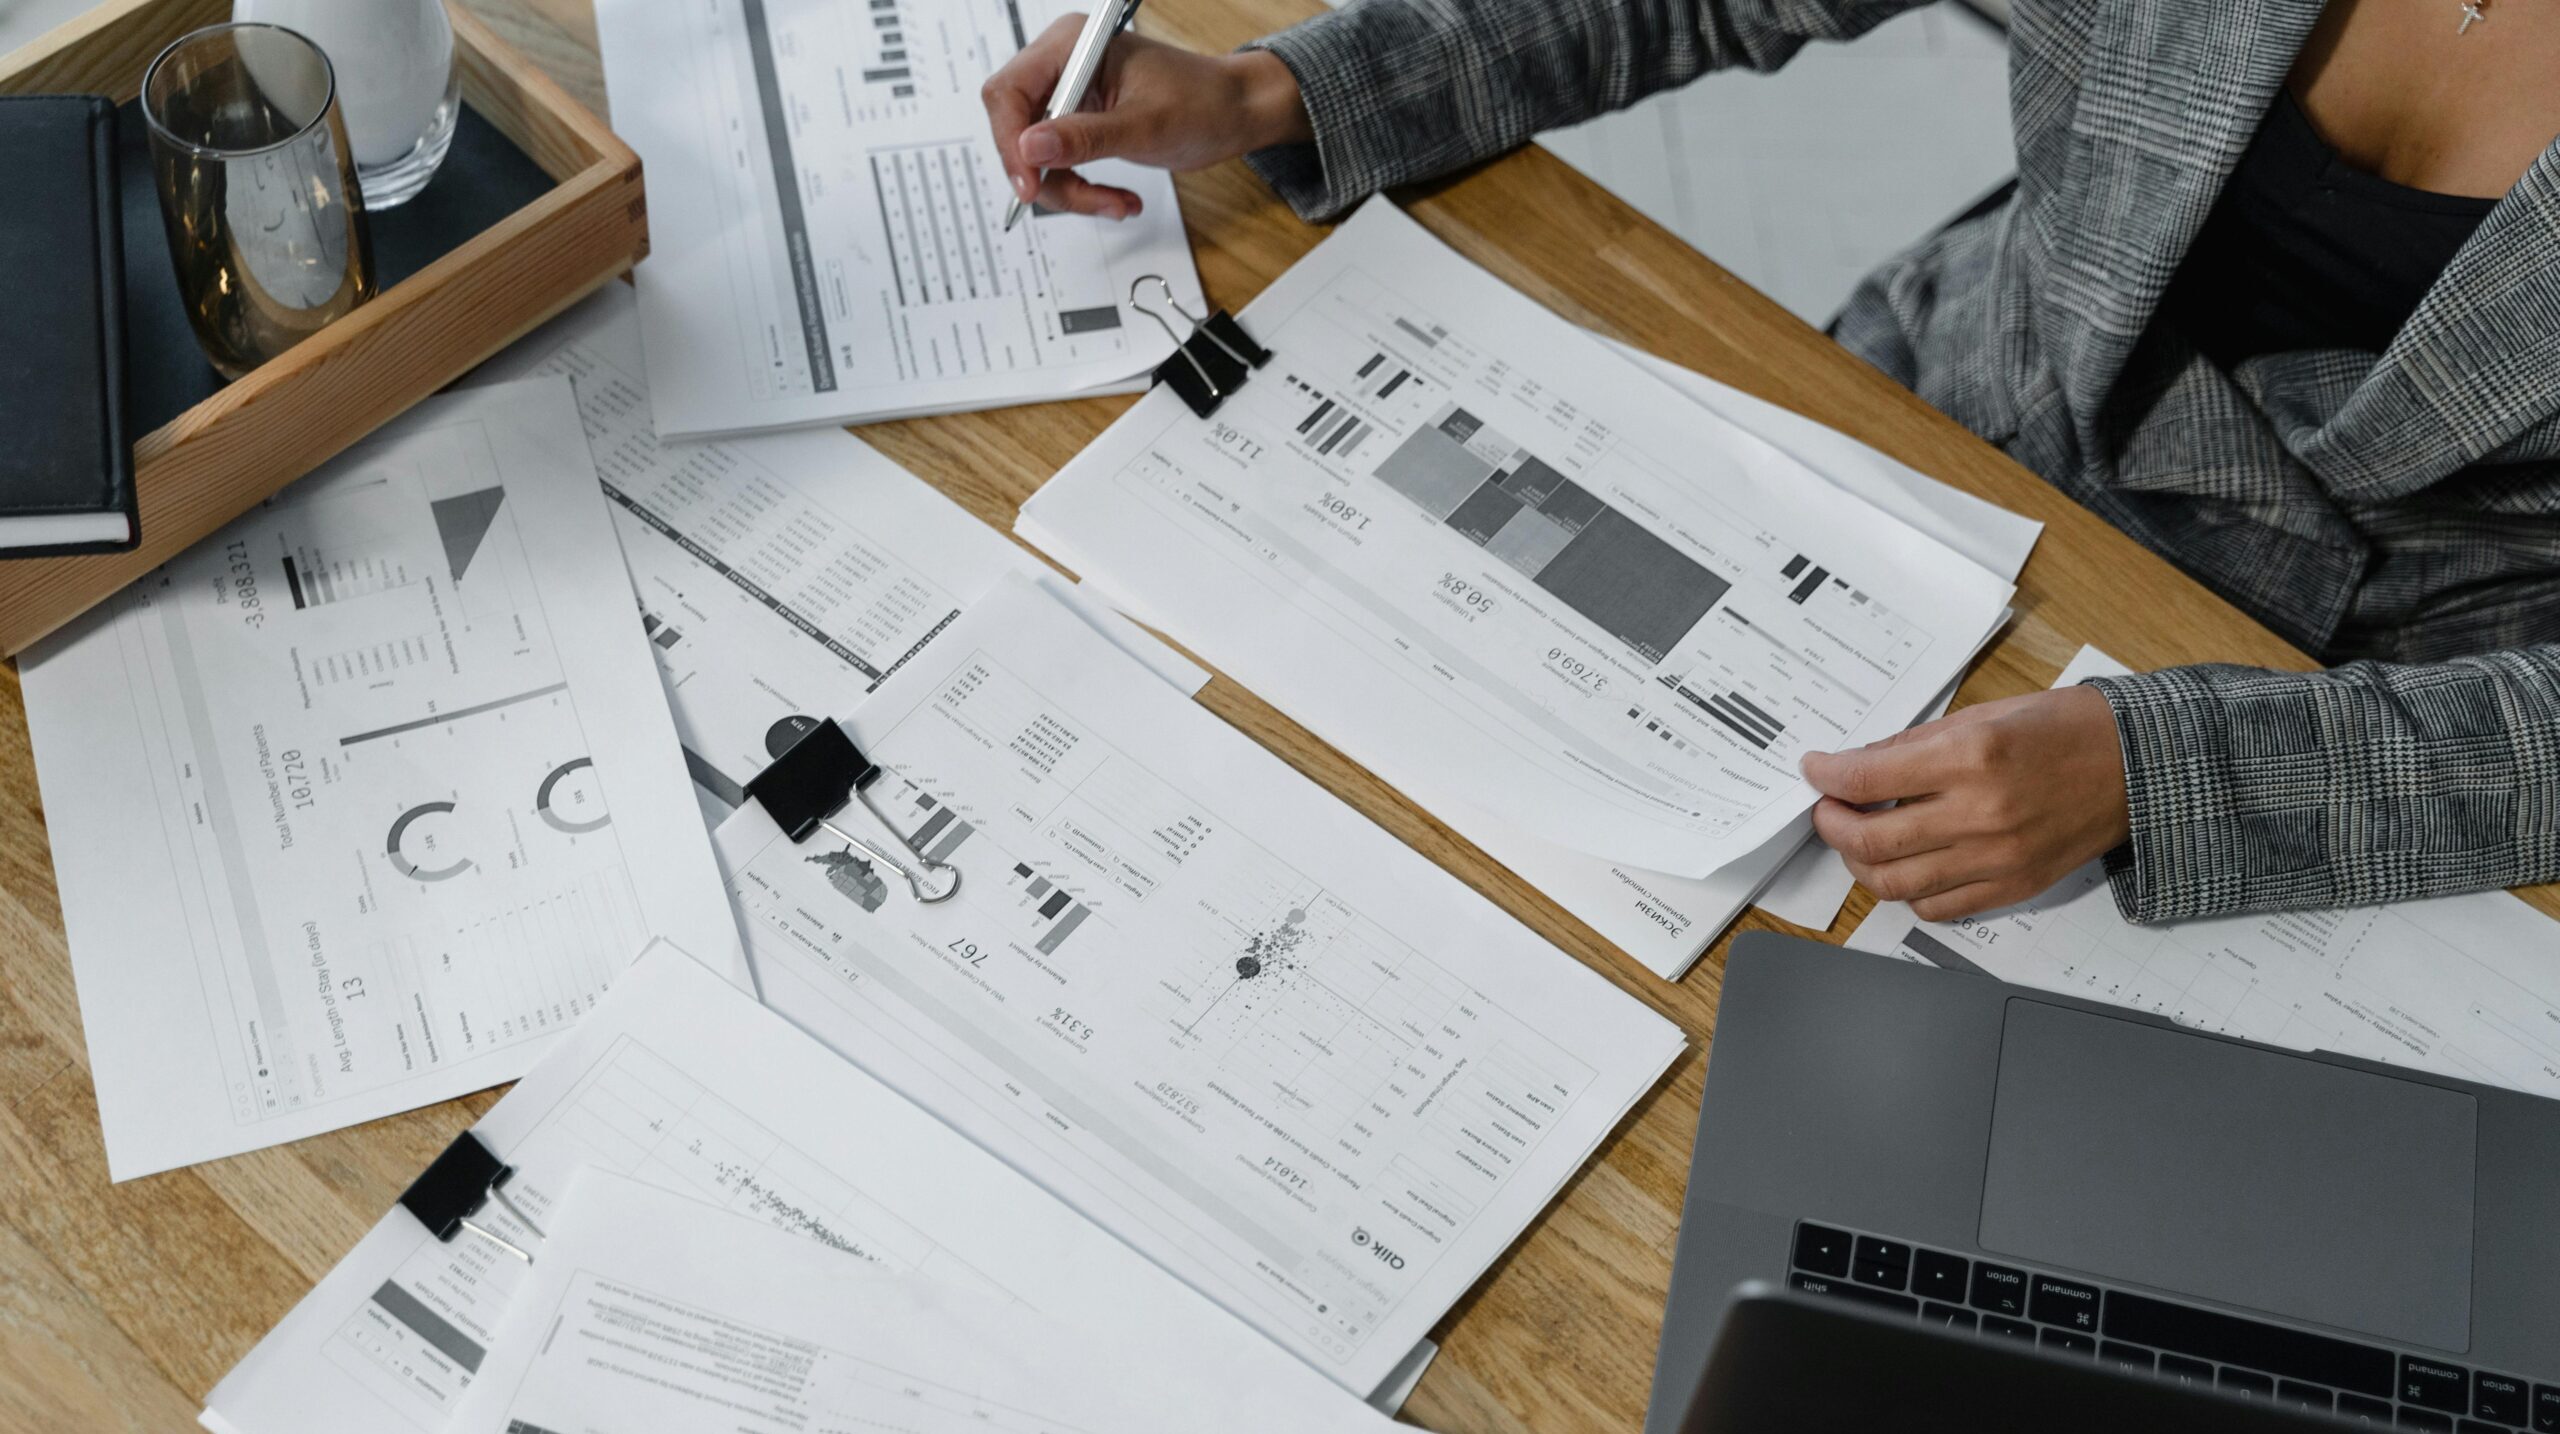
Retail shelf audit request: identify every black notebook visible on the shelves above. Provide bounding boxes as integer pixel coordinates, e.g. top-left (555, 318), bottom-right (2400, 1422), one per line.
top-left (0, 94), bottom-right (136, 556)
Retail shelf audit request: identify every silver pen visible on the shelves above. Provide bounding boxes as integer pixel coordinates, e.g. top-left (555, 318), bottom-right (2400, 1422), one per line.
top-left (1001, 0), bottom-right (1145, 232)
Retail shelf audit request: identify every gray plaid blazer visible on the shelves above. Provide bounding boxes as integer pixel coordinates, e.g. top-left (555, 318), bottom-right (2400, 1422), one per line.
top-left (1244, 0), bottom-right (2560, 922)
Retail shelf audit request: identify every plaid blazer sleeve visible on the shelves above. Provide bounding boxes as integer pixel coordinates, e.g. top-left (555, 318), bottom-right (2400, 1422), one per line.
top-left (2085, 651), bottom-right (2560, 922)
top-left (1242, 0), bottom-right (1925, 221)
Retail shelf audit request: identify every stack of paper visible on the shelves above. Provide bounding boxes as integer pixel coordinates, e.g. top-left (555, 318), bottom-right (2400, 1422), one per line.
top-left (595, 0), bottom-right (1207, 435)
top-left (1019, 199), bottom-right (2032, 977)
top-left (202, 944), bottom-right (1399, 1434)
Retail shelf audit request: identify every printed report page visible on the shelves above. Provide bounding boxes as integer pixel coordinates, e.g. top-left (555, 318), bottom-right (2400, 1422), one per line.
top-left (21, 380), bottom-right (740, 1180)
top-left (1018, 199), bottom-right (2014, 877)
top-left (598, 0), bottom-right (1205, 435)
top-left (716, 575), bottom-right (1684, 1395)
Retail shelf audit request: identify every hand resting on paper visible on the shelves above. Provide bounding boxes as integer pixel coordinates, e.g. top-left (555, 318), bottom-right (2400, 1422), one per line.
top-left (1802, 686), bottom-right (2131, 922)
top-left (982, 16), bottom-right (1310, 220)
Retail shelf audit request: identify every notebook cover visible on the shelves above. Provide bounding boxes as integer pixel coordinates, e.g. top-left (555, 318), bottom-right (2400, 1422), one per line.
top-left (0, 94), bottom-right (136, 557)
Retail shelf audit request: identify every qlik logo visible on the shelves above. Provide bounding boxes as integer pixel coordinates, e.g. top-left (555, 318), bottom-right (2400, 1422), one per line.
top-left (1351, 1226), bottom-right (1405, 1270)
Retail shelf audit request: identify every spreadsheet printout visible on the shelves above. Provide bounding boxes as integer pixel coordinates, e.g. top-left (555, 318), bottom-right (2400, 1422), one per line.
top-left (466, 283), bottom-right (1204, 823)
top-left (1850, 648), bottom-right (2560, 1100)
top-left (21, 380), bottom-right (742, 1181)
top-left (597, 0), bottom-right (1204, 435)
top-left (451, 1172), bottom-right (1399, 1434)
top-left (202, 944), bottom-right (1389, 1434)
top-left (1017, 199), bottom-right (2015, 878)
top-left (715, 575), bottom-right (1684, 1395)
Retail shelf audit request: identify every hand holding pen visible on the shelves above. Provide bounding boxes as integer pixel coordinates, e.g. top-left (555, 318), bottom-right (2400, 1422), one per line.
top-left (983, 10), bottom-right (1314, 224)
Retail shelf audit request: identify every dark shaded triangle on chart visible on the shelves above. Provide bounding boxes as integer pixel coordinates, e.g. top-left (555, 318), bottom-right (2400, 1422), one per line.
top-left (429, 486), bottom-right (507, 584)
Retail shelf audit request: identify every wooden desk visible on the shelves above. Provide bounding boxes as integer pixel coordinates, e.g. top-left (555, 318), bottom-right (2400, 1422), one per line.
top-left (4, 2), bottom-right (2550, 1430)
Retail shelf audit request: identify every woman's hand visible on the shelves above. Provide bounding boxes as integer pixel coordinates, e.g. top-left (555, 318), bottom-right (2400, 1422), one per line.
top-left (983, 17), bottom-right (1312, 219)
top-left (1802, 686), bottom-right (2131, 921)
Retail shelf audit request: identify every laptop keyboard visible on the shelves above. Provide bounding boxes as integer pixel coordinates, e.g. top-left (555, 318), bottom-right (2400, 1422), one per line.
top-left (1789, 1221), bottom-right (2558, 1431)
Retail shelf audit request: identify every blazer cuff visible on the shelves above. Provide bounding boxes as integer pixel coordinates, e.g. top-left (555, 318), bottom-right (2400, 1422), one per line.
top-left (2083, 669), bottom-right (2244, 924)
top-left (1242, 17), bottom-right (1392, 223)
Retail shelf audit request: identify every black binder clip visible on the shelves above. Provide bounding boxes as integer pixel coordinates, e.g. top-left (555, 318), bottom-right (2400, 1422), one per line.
top-left (1133, 274), bottom-right (1270, 417)
top-left (399, 1131), bottom-right (543, 1263)
top-left (744, 718), bottom-right (961, 903)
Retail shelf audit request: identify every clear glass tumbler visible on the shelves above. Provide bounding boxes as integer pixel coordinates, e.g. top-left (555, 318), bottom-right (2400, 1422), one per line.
top-left (142, 22), bottom-right (376, 380)
top-left (231, 0), bottom-right (461, 209)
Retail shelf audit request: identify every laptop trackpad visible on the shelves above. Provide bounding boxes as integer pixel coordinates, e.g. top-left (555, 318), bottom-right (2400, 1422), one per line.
top-left (1978, 1000), bottom-right (2476, 1350)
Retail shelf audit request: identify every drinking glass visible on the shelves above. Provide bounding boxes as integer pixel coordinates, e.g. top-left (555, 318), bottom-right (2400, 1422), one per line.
top-left (231, 0), bottom-right (461, 208)
top-left (142, 23), bottom-right (376, 380)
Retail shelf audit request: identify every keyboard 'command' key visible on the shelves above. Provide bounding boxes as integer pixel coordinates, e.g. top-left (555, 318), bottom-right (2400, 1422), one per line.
top-left (2401, 1357), bottom-right (2471, 1414)
top-left (2027, 1273), bottom-right (2100, 1333)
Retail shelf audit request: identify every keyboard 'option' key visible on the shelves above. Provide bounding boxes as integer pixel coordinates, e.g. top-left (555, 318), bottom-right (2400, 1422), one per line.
top-left (2028, 1274), bottom-right (2101, 1333)
top-left (2474, 1374), bottom-right (2528, 1426)
top-left (1911, 1248), bottom-right (1969, 1303)
top-left (1970, 1262), bottom-right (2028, 1316)
top-left (1792, 1222), bottom-right (1852, 1278)
top-left (2335, 1393), bottom-right (2394, 1424)
top-left (2403, 1358), bottom-right (2472, 1415)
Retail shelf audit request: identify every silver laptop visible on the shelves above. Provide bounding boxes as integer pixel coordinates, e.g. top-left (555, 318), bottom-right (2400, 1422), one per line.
top-left (1644, 935), bottom-right (2560, 1433)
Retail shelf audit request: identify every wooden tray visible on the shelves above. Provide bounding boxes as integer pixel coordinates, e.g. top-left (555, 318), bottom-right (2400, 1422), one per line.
top-left (0, 0), bottom-right (646, 656)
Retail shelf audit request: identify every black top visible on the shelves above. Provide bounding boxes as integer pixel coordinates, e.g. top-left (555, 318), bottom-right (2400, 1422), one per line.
top-left (2165, 89), bottom-right (2499, 365)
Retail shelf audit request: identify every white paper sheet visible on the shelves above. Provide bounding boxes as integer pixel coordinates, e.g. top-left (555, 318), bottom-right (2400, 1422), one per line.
top-left (450, 1169), bottom-right (1400, 1434)
top-left (714, 574), bottom-right (1684, 1394)
top-left (466, 284), bottom-right (1203, 823)
top-left (1849, 647), bottom-right (2560, 1099)
top-left (203, 941), bottom-right (1405, 1434)
top-left (1371, 340), bottom-right (2045, 975)
top-left (22, 379), bottom-right (742, 1181)
top-left (1620, 336), bottom-right (2043, 937)
top-left (597, 0), bottom-right (1205, 436)
top-left (1017, 199), bottom-right (2014, 882)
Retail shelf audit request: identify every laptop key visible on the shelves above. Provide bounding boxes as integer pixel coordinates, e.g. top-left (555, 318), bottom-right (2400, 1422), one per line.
top-left (2028, 1274), bottom-right (2101, 1334)
top-left (1970, 1262), bottom-right (2028, 1316)
top-left (2403, 1358), bottom-right (2472, 1415)
top-left (2157, 1354), bottom-right (2214, 1388)
top-left (1852, 1256), bottom-right (1909, 1290)
top-left (1921, 1302), bottom-right (1976, 1332)
top-left (2278, 1381), bottom-right (2334, 1413)
top-left (1793, 1222), bottom-right (1852, 1278)
top-left (1911, 1248), bottom-right (1969, 1303)
top-left (2469, 1423), bottom-right (2517, 1434)
top-left (2220, 1370), bottom-right (2275, 1400)
top-left (2100, 1342), bottom-right (2154, 1373)
top-left (1853, 1236), bottom-right (1911, 1272)
top-left (1788, 1270), bottom-right (1918, 1316)
top-left (2041, 1329), bottom-right (2096, 1357)
top-left (1982, 1314), bottom-right (2036, 1345)
top-left (2533, 1384), bottom-right (2560, 1433)
top-left (2475, 1374), bottom-right (2528, 1426)
top-left (2336, 1394), bottom-right (2395, 1424)
top-left (2398, 1413), bottom-right (2453, 1432)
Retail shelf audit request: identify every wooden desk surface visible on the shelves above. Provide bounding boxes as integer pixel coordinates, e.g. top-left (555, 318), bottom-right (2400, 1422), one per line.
top-left (5, 1), bottom-right (2551, 1430)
